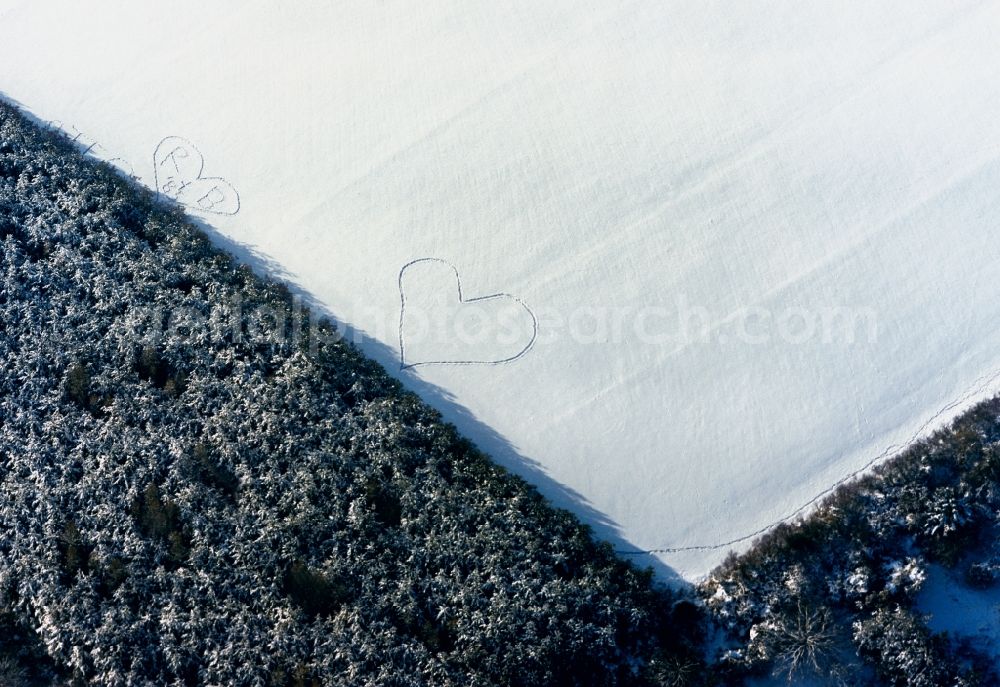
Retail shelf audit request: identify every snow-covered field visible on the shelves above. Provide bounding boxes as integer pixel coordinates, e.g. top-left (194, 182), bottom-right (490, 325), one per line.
top-left (3, 0), bottom-right (1000, 579)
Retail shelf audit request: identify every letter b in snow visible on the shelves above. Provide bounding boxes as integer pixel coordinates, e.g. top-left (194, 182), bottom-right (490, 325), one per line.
top-left (153, 136), bottom-right (240, 215)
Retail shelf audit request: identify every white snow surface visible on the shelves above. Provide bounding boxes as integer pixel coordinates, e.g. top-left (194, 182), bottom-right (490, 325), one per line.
top-left (3, 1), bottom-right (1000, 580)
top-left (918, 565), bottom-right (1000, 659)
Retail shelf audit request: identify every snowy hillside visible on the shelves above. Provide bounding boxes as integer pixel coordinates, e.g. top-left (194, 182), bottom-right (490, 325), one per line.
top-left (0, 106), bottom-right (691, 684)
top-left (3, 1), bottom-right (1000, 578)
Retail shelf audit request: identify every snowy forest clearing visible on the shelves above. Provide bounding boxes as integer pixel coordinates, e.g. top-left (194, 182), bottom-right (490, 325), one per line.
top-left (3, 1), bottom-right (1000, 579)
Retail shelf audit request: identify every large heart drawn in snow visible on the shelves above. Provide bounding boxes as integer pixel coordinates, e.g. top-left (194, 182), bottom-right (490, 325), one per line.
top-left (153, 136), bottom-right (240, 215)
top-left (398, 258), bottom-right (537, 369)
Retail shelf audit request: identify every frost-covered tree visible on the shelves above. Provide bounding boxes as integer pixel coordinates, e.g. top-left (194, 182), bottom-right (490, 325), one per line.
top-left (852, 607), bottom-right (955, 687)
top-left (0, 99), bottom-right (692, 685)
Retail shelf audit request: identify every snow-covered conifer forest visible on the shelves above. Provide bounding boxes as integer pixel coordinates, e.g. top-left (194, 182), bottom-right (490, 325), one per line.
top-left (0, 101), bottom-right (689, 685)
top-left (5, 99), bottom-right (1000, 686)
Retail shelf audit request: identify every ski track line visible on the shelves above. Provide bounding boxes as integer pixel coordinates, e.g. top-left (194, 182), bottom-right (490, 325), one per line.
top-left (619, 365), bottom-right (1000, 557)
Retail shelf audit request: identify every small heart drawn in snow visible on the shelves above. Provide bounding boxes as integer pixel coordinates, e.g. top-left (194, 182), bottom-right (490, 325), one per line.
top-left (398, 258), bottom-right (537, 369)
top-left (154, 136), bottom-right (240, 215)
